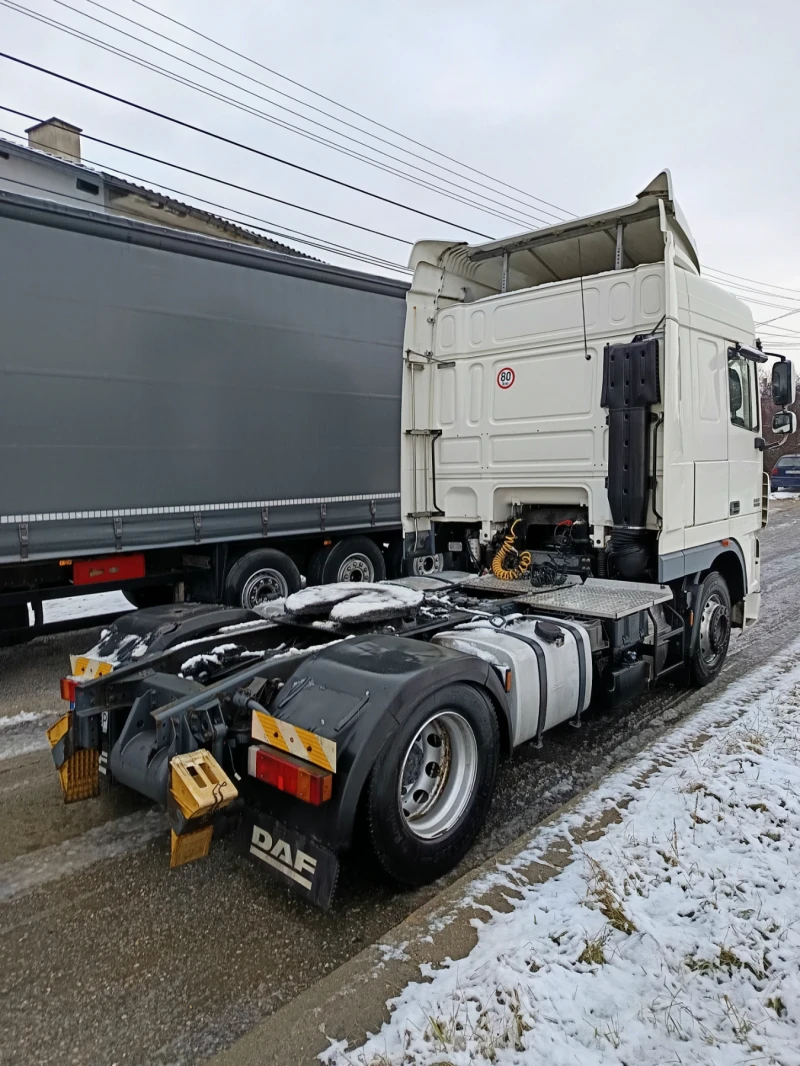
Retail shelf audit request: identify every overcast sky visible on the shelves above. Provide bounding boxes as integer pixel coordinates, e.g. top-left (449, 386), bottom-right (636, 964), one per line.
top-left (1, 0), bottom-right (799, 345)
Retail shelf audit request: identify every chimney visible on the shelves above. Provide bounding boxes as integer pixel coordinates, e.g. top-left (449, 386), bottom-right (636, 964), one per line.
top-left (25, 117), bottom-right (82, 162)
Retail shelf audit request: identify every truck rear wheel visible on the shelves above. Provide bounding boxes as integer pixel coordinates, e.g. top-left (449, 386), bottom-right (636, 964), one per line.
top-left (224, 549), bottom-right (301, 608)
top-left (689, 572), bottom-right (731, 687)
top-left (367, 683), bottom-right (499, 886)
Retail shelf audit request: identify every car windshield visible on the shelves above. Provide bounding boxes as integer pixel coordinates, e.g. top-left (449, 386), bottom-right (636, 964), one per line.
top-left (777, 456), bottom-right (800, 468)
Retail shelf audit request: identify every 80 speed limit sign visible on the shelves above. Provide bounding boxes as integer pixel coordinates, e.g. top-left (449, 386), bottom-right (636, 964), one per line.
top-left (497, 366), bottom-right (515, 389)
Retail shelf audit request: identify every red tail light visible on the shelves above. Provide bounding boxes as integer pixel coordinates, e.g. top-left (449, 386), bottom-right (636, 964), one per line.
top-left (248, 745), bottom-right (332, 805)
top-left (60, 677), bottom-right (77, 702)
top-left (771, 467), bottom-right (779, 476)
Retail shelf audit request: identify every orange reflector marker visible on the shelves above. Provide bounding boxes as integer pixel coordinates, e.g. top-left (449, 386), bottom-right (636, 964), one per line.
top-left (60, 677), bottom-right (77, 702)
top-left (721, 539), bottom-right (729, 547)
top-left (504, 669), bottom-right (513, 693)
top-left (249, 744), bottom-right (332, 805)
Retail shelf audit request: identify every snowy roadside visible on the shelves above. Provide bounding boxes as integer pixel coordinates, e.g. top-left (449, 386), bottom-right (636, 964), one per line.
top-left (324, 646), bottom-right (800, 1065)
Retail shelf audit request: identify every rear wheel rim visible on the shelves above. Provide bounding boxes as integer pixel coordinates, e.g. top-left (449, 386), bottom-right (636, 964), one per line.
top-left (241, 568), bottom-right (289, 607)
top-left (698, 591), bottom-right (729, 667)
top-left (336, 553), bottom-right (373, 583)
top-left (399, 711), bottom-right (478, 840)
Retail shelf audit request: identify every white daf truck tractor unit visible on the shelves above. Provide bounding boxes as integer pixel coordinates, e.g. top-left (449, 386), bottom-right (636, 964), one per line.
top-left (48, 172), bottom-right (797, 907)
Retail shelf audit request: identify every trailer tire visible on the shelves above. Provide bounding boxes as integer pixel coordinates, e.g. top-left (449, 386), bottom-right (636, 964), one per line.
top-left (319, 537), bottom-right (386, 585)
top-left (306, 547), bottom-right (329, 587)
top-left (689, 571), bottom-right (731, 687)
top-left (367, 683), bottom-right (499, 886)
top-left (224, 549), bottom-right (301, 608)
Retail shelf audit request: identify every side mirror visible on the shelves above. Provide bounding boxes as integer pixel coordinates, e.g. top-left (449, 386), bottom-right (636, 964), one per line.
top-left (772, 410), bottom-right (797, 435)
top-left (772, 359), bottom-right (796, 407)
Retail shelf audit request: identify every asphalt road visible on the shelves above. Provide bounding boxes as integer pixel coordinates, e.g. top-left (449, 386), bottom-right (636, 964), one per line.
top-left (2, 499), bottom-right (800, 1066)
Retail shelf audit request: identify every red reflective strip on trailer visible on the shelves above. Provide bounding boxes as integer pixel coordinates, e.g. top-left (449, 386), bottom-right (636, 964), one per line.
top-left (73, 554), bottom-right (145, 585)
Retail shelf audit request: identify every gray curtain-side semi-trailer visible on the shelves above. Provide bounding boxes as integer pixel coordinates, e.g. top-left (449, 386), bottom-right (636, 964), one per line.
top-left (0, 191), bottom-right (408, 637)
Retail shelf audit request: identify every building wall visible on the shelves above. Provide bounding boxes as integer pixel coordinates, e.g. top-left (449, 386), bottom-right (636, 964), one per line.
top-left (0, 146), bottom-right (108, 211)
top-left (107, 190), bottom-right (265, 247)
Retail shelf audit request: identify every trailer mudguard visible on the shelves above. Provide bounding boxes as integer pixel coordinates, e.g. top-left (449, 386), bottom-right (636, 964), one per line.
top-left (248, 634), bottom-right (510, 852)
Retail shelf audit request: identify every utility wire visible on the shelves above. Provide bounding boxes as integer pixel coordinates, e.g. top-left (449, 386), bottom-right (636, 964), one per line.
top-left (1, 0), bottom-right (542, 230)
top-left (125, 0), bottom-right (575, 222)
top-left (0, 50), bottom-right (497, 239)
top-left (702, 264), bottom-right (800, 297)
top-left (0, 165), bottom-right (412, 274)
top-left (0, 118), bottom-right (413, 270)
top-left (0, 104), bottom-right (415, 246)
top-left (36, 0), bottom-right (555, 229)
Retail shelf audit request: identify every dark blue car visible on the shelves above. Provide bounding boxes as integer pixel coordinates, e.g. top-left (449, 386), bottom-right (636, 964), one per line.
top-left (771, 454), bottom-right (800, 492)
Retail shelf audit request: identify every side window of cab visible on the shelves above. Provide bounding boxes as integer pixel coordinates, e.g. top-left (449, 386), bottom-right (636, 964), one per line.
top-left (727, 351), bottom-right (759, 431)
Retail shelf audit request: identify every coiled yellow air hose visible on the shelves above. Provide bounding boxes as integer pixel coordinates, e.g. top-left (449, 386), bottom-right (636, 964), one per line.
top-left (490, 519), bottom-right (532, 581)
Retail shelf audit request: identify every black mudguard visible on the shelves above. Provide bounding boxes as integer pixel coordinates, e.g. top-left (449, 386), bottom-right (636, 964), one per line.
top-left (248, 634), bottom-right (510, 852)
top-left (87, 603), bottom-right (261, 665)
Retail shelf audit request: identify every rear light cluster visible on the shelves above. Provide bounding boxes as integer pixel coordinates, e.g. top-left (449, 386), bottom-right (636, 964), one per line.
top-left (60, 677), bottom-right (77, 702)
top-left (248, 744), bottom-right (333, 805)
top-left (772, 467), bottom-right (779, 476)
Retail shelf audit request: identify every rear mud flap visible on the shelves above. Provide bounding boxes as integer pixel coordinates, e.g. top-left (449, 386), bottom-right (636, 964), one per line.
top-left (238, 812), bottom-right (339, 909)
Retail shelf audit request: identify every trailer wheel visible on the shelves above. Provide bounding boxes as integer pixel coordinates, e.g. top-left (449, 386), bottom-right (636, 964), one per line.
top-left (319, 537), bottom-right (386, 585)
top-left (224, 549), bottom-right (301, 608)
top-left (367, 683), bottom-right (499, 886)
top-left (689, 572), bottom-right (731, 687)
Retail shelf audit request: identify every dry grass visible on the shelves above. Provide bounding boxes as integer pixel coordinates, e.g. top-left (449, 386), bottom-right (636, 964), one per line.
top-left (578, 929), bottom-right (609, 966)
top-left (583, 856), bottom-right (637, 935)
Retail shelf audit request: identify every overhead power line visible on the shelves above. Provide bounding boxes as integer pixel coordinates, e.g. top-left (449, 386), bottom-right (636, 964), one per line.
top-left (1, 0), bottom-right (545, 230)
top-left (0, 50), bottom-right (497, 239)
top-left (0, 104), bottom-right (415, 246)
top-left (125, 0), bottom-right (575, 222)
top-left (34, 0), bottom-right (555, 229)
top-left (0, 152), bottom-right (412, 274)
top-left (702, 264), bottom-right (800, 298)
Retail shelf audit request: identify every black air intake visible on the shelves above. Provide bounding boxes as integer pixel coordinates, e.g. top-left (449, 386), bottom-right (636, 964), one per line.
top-left (601, 337), bottom-right (660, 579)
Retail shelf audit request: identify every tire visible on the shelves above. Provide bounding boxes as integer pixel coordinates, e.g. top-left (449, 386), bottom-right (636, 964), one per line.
top-left (306, 547), bottom-right (329, 587)
top-left (319, 537), bottom-right (386, 585)
top-left (384, 538), bottom-right (405, 580)
top-left (223, 549), bottom-right (301, 608)
top-left (689, 572), bottom-right (732, 687)
top-left (367, 683), bottom-right (499, 886)
top-left (123, 588), bottom-right (174, 609)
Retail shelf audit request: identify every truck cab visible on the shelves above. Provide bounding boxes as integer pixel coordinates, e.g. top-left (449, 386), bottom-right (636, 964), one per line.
top-left (400, 171), bottom-right (793, 665)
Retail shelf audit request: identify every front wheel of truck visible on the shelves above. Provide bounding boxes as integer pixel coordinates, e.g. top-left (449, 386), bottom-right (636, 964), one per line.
top-left (689, 572), bottom-right (731, 687)
top-left (367, 683), bottom-right (499, 886)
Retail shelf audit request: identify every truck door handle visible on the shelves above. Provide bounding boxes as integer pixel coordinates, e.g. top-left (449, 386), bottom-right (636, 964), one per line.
top-left (730, 501), bottom-right (740, 516)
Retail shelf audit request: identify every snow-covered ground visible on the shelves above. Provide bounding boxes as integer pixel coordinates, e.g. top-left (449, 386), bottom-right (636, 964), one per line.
top-left (769, 490), bottom-right (800, 499)
top-left (326, 648), bottom-right (800, 1065)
